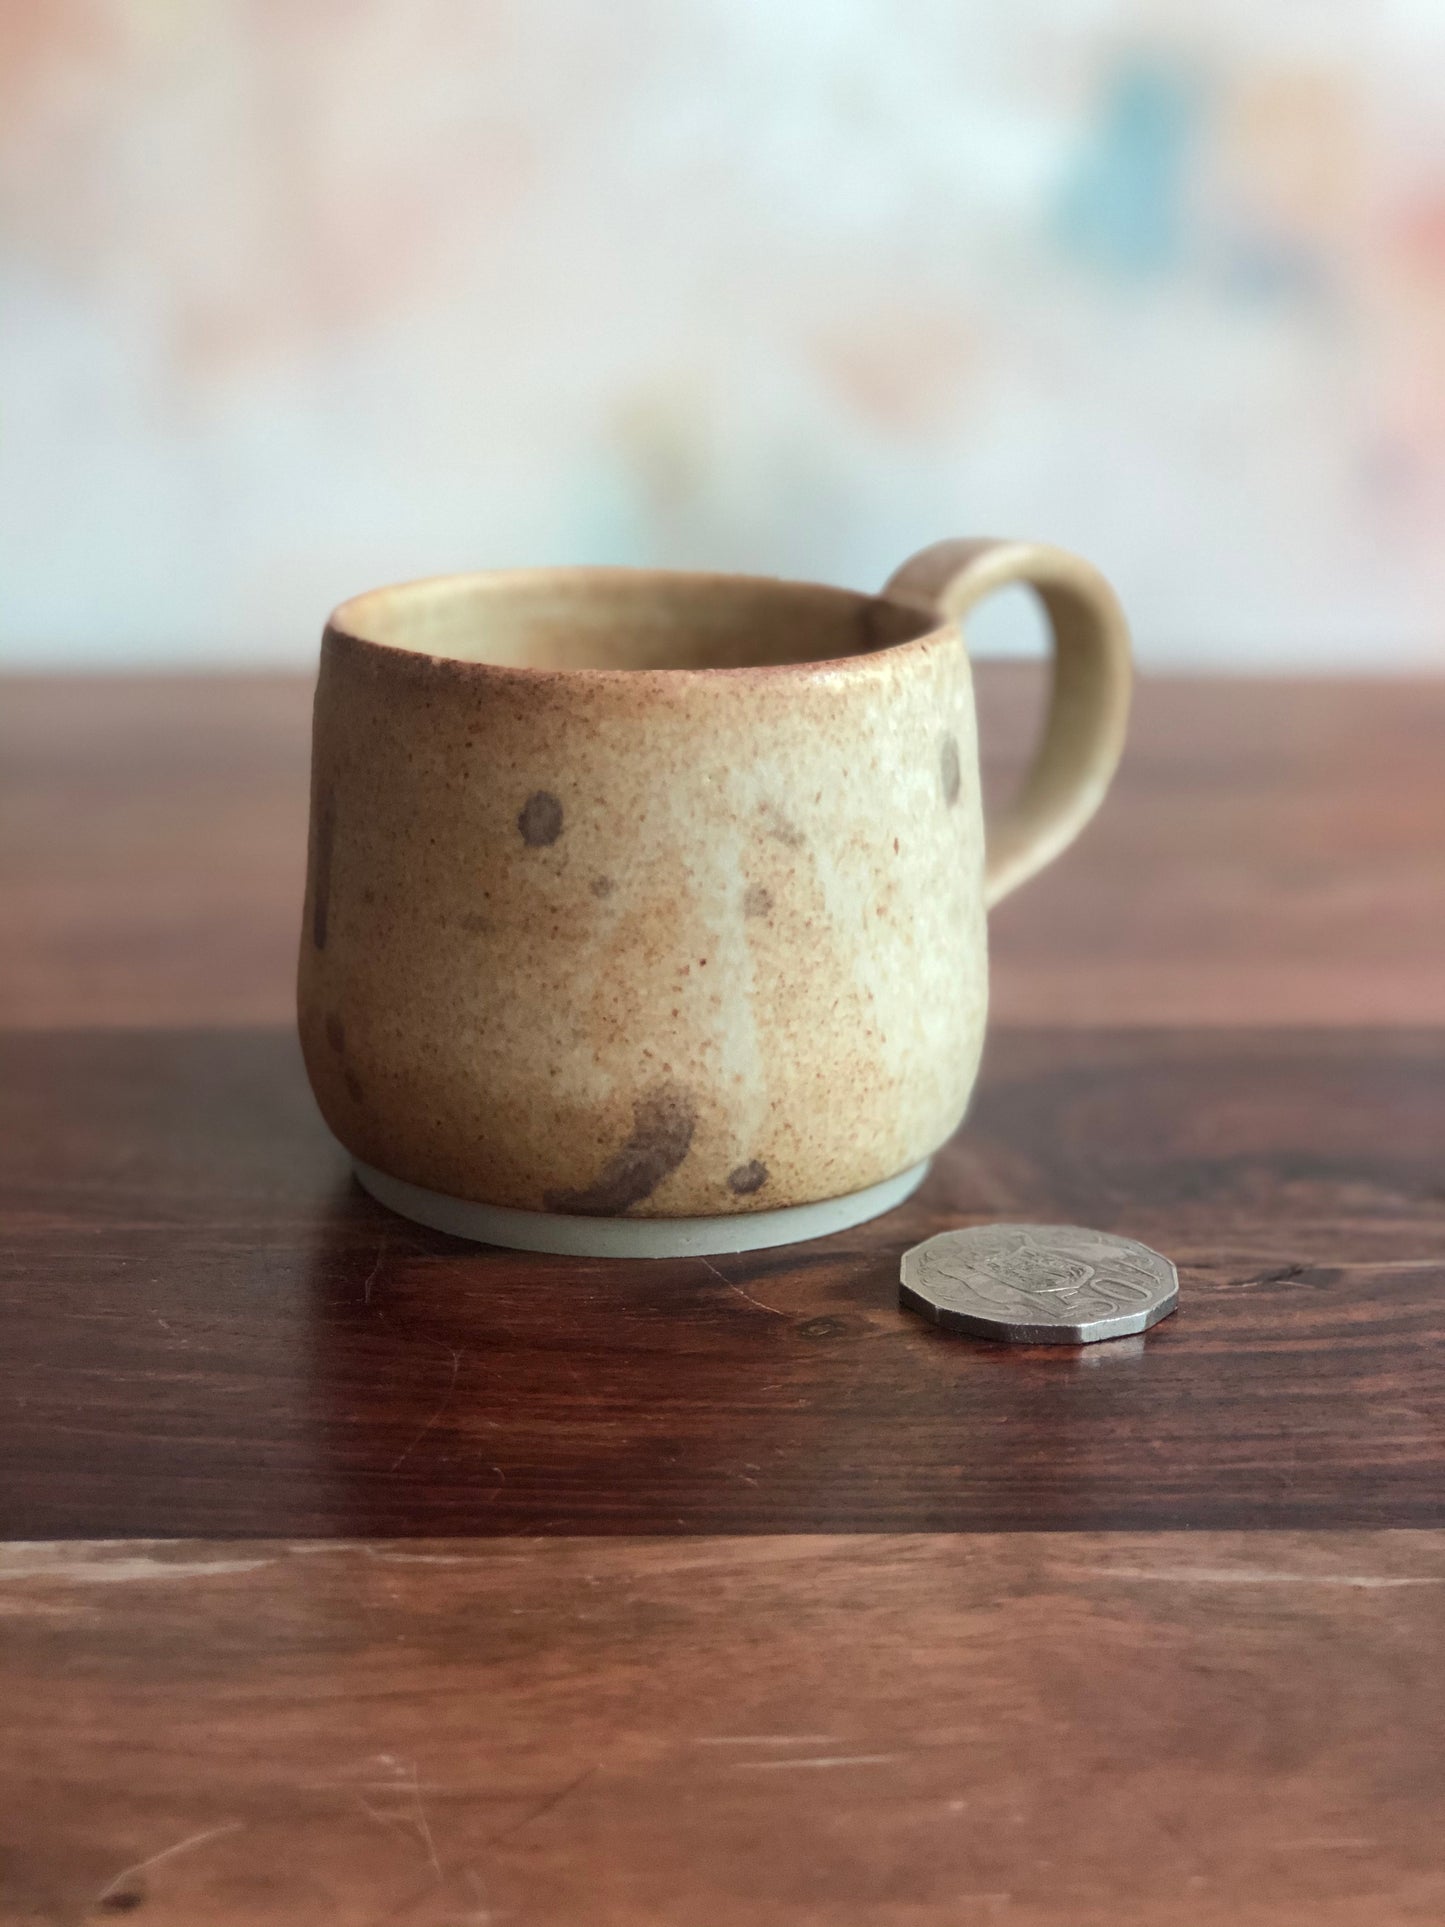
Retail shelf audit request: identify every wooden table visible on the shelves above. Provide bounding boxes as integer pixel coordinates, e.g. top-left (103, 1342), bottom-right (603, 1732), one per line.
top-left (3, 671), bottom-right (1443, 1925)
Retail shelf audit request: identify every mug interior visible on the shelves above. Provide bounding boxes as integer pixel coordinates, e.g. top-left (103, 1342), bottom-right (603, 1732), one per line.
top-left (330, 568), bottom-right (936, 673)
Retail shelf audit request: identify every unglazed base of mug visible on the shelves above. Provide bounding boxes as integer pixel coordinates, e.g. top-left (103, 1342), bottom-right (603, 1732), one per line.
top-left (352, 1156), bottom-right (931, 1258)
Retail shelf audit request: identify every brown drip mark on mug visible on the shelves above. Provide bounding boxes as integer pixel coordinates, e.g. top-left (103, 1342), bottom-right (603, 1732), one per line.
top-left (545, 1084), bottom-right (697, 1215)
top-left (518, 791), bottom-right (564, 847)
top-left (311, 787), bottom-right (336, 949)
top-left (940, 733), bottom-right (961, 806)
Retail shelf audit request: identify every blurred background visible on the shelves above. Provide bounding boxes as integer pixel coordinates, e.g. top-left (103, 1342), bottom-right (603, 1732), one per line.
top-left (3, 0), bottom-right (1444, 670)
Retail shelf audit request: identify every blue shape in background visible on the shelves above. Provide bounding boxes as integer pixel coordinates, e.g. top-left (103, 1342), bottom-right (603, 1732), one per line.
top-left (1054, 53), bottom-right (1203, 276)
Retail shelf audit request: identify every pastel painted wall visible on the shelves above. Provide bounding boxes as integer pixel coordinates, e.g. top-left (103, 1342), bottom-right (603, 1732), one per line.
top-left (3, 0), bottom-right (1443, 668)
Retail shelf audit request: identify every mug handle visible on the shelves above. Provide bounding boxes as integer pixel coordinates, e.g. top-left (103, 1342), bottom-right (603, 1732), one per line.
top-left (883, 539), bottom-right (1132, 907)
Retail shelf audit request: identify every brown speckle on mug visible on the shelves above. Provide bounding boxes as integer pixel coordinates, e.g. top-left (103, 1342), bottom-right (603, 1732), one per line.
top-left (761, 804), bottom-right (805, 850)
top-left (518, 791), bottom-right (564, 847)
top-left (727, 1159), bottom-right (769, 1196)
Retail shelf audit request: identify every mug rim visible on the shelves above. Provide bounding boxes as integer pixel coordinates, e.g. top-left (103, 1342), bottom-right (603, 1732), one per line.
top-left (325, 564), bottom-right (955, 684)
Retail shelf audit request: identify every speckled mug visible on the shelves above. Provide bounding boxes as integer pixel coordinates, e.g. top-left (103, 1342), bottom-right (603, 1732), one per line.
top-left (299, 540), bottom-right (1131, 1256)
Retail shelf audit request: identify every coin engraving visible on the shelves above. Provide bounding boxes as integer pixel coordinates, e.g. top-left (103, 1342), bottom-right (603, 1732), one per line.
top-left (900, 1224), bottom-right (1178, 1344)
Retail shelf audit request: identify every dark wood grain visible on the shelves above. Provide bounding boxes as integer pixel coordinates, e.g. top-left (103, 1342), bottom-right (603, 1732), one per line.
top-left (4, 1532), bottom-right (1442, 1926)
top-left (0, 676), bottom-right (310, 1028)
top-left (4, 672), bottom-right (1443, 1922)
top-left (4, 1025), bottom-right (1441, 1539)
top-left (4, 671), bottom-right (1443, 1027)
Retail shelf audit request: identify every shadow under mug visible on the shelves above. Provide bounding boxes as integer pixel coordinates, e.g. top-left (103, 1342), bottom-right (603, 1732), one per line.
top-left (298, 538), bottom-right (1131, 1256)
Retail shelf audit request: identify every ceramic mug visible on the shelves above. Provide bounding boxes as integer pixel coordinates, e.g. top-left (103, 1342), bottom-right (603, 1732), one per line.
top-left (299, 540), bottom-right (1130, 1257)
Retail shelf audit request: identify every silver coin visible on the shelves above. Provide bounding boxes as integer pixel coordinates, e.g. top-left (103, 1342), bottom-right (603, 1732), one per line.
top-left (900, 1223), bottom-right (1178, 1344)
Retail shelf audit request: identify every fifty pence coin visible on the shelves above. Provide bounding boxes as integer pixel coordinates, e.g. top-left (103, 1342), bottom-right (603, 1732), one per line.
top-left (900, 1224), bottom-right (1178, 1344)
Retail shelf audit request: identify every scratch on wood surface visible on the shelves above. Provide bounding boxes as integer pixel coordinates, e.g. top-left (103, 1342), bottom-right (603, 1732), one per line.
top-left (94, 1820), bottom-right (243, 1906)
top-left (1274, 1837), bottom-right (1377, 1851)
top-left (487, 1764), bottom-right (598, 1845)
top-left (463, 1866), bottom-right (500, 1925)
top-left (360, 1230), bottom-right (389, 1306)
top-left (360, 1548), bottom-right (478, 1566)
top-left (697, 1256), bottom-right (786, 1318)
top-left (1240, 1258), bottom-right (1440, 1287)
top-left (694, 1735), bottom-right (844, 1746)
top-left (356, 1792), bottom-right (414, 1838)
top-left (406, 1760), bottom-right (444, 1882)
top-left (1322, 1260), bottom-right (1440, 1273)
top-left (1055, 1566), bottom-right (1442, 1588)
top-left (390, 1346), bottom-right (463, 1472)
top-left (0, 1551), bottom-right (271, 1584)
top-left (355, 1760), bottom-right (444, 1881)
top-left (731, 1754), bottom-right (901, 1770)
top-left (548, 1341), bottom-right (603, 1414)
